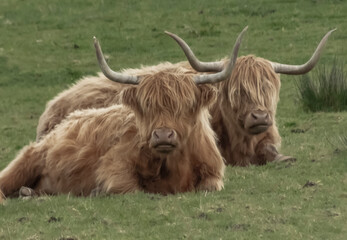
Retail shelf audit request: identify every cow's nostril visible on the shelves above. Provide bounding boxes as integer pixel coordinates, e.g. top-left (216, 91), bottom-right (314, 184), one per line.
top-left (168, 130), bottom-right (174, 139)
top-left (152, 130), bottom-right (159, 139)
top-left (251, 113), bottom-right (258, 120)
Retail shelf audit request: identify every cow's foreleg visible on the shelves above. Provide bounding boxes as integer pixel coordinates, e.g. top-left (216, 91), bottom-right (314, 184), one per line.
top-left (253, 141), bottom-right (296, 164)
top-left (197, 176), bottom-right (224, 192)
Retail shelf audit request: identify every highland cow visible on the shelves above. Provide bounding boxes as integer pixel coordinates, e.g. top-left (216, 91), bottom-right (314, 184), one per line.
top-left (35, 29), bottom-right (334, 166)
top-left (0, 27), bottom-right (246, 202)
top-left (166, 29), bottom-right (335, 166)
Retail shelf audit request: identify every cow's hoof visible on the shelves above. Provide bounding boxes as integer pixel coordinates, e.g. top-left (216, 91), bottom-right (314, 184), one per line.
top-left (197, 178), bottom-right (224, 192)
top-left (19, 187), bottom-right (37, 198)
top-left (274, 154), bottom-right (296, 163)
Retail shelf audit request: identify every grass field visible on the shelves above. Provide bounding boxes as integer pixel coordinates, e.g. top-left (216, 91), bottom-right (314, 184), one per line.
top-left (0, 0), bottom-right (346, 239)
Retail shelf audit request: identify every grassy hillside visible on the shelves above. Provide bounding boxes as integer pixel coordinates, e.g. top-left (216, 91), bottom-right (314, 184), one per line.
top-left (0, 0), bottom-right (346, 239)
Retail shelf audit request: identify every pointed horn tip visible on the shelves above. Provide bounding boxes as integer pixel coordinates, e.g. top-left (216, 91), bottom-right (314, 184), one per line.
top-left (164, 31), bottom-right (175, 37)
top-left (329, 28), bottom-right (337, 34)
top-left (234, 26), bottom-right (248, 44)
top-left (322, 28), bottom-right (337, 40)
top-left (240, 26), bottom-right (248, 35)
top-left (323, 28), bottom-right (337, 38)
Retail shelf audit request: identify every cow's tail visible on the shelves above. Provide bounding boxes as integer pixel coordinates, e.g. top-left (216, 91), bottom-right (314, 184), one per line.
top-left (0, 143), bottom-right (44, 203)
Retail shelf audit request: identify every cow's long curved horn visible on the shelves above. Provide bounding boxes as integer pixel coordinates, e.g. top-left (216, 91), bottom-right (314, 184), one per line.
top-left (93, 37), bottom-right (139, 84)
top-left (270, 29), bottom-right (336, 75)
top-left (165, 32), bottom-right (224, 72)
top-left (193, 26), bottom-right (248, 84)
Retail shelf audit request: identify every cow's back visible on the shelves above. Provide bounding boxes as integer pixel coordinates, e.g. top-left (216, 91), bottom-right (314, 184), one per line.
top-left (36, 74), bottom-right (124, 140)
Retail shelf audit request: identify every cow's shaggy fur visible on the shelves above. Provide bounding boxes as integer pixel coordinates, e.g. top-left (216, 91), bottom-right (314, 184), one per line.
top-left (35, 56), bottom-right (284, 166)
top-left (36, 62), bottom-right (191, 139)
top-left (211, 55), bottom-right (282, 166)
top-left (0, 67), bottom-right (225, 203)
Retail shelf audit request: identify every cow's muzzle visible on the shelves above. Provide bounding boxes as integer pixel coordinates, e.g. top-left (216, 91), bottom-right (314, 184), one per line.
top-left (244, 110), bottom-right (272, 135)
top-left (150, 128), bottom-right (178, 154)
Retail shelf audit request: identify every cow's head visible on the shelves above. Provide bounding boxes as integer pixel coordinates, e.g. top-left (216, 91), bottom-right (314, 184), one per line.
top-left (222, 56), bottom-right (279, 135)
top-left (120, 71), bottom-right (219, 154)
top-left (166, 29), bottom-right (336, 135)
top-left (93, 27), bottom-right (247, 155)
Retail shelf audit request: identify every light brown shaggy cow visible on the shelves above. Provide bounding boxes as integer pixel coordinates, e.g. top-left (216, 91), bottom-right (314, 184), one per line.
top-left (35, 29), bottom-right (334, 166)
top-left (0, 27), bottom-right (246, 203)
top-left (166, 29), bottom-right (335, 166)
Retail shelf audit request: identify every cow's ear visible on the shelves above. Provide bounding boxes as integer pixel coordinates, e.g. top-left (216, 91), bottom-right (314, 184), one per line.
top-left (198, 84), bottom-right (218, 107)
top-left (121, 86), bottom-right (138, 110)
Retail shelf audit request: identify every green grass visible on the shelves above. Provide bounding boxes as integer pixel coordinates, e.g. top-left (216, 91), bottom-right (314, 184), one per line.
top-left (296, 59), bottom-right (347, 112)
top-left (0, 0), bottom-right (347, 239)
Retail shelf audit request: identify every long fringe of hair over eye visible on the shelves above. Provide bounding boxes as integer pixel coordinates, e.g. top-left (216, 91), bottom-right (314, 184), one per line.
top-left (221, 55), bottom-right (281, 115)
top-left (137, 68), bottom-right (202, 118)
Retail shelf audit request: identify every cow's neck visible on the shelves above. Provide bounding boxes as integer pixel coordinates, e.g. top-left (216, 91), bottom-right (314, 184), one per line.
top-left (136, 144), bottom-right (194, 194)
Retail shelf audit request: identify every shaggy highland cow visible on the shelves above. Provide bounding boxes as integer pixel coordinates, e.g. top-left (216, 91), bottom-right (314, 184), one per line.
top-left (166, 29), bottom-right (335, 165)
top-left (0, 27), bottom-right (247, 203)
top-left (35, 29), bottom-right (335, 166)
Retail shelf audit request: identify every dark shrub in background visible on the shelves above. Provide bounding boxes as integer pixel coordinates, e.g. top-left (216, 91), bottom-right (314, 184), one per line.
top-left (296, 58), bottom-right (347, 112)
